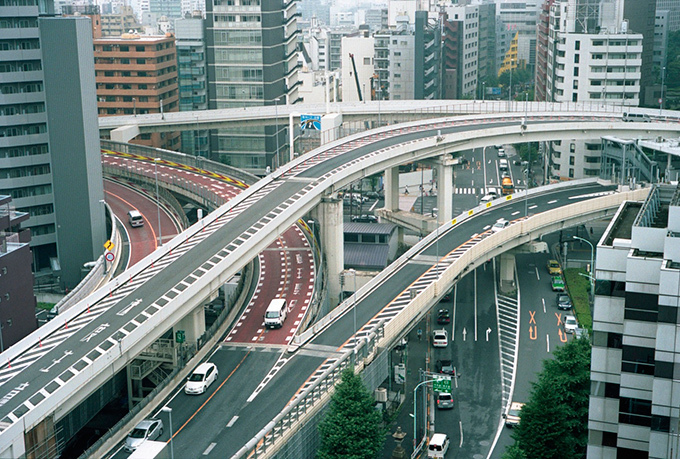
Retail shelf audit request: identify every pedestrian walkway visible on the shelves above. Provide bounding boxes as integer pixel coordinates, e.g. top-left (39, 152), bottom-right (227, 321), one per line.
top-left (454, 187), bottom-right (481, 195)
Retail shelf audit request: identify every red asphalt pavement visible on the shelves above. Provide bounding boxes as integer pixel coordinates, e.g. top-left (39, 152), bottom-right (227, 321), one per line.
top-left (104, 153), bottom-right (317, 346)
top-left (103, 179), bottom-right (179, 268)
top-left (225, 224), bottom-right (315, 346)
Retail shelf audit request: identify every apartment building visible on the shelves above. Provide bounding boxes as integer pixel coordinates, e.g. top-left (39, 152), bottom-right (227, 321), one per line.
top-left (94, 33), bottom-right (180, 150)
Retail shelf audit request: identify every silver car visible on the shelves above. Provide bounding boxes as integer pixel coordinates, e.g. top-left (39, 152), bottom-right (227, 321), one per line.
top-left (124, 419), bottom-right (164, 452)
top-left (436, 392), bottom-right (454, 410)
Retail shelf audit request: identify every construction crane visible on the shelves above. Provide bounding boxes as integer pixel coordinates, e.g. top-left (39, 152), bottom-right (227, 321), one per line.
top-left (348, 53), bottom-right (363, 101)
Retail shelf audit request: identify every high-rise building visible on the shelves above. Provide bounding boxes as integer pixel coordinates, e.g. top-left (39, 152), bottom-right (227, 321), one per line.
top-left (656, 0), bottom-right (680, 33)
top-left (40, 16), bottom-right (107, 289)
top-left (175, 14), bottom-right (209, 156)
top-left (654, 10), bottom-right (670, 71)
top-left (542, 0), bottom-right (642, 180)
top-left (477, 2), bottom-right (497, 93)
top-left (622, 0), bottom-right (656, 107)
top-left (414, 10), bottom-right (440, 100)
top-left (496, 0), bottom-right (541, 74)
top-left (205, 0), bottom-right (301, 173)
top-left (535, 0), bottom-right (555, 101)
top-left (0, 2), bottom-right (106, 289)
top-left (341, 34), bottom-right (374, 103)
top-left (589, 184), bottom-right (680, 458)
top-left (150, 0), bottom-right (183, 21)
top-left (442, 4), bottom-right (479, 99)
top-left (93, 33), bottom-right (181, 150)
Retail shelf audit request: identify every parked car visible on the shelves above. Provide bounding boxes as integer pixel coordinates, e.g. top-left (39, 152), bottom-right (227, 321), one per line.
top-left (435, 359), bottom-right (455, 376)
top-left (124, 419), bottom-right (164, 452)
top-left (551, 275), bottom-right (565, 292)
top-left (185, 362), bottom-right (219, 395)
top-left (503, 402), bottom-right (525, 427)
top-left (432, 329), bottom-right (448, 348)
top-left (574, 327), bottom-right (589, 339)
top-left (497, 148), bottom-right (506, 157)
top-left (564, 315), bottom-right (578, 334)
top-left (556, 293), bottom-right (572, 310)
top-left (492, 218), bottom-right (510, 233)
top-left (436, 309), bottom-right (451, 325)
top-left (351, 214), bottom-right (378, 223)
top-left (547, 259), bottom-right (562, 275)
top-left (436, 392), bottom-right (454, 410)
top-left (364, 191), bottom-right (384, 200)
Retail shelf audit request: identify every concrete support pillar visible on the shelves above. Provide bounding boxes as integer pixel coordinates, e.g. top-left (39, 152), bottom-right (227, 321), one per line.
top-left (311, 197), bottom-right (344, 306)
top-left (436, 162), bottom-right (453, 224)
top-left (499, 253), bottom-right (516, 294)
top-left (384, 166), bottom-right (400, 212)
top-left (175, 305), bottom-right (206, 347)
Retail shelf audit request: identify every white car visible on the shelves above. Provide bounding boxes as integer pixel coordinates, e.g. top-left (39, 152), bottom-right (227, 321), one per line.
top-left (432, 329), bottom-right (448, 348)
top-left (497, 148), bottom-right (506, 157)
top-left (124, 419), bottom-right (164, 452)
top-left (491, 218), bottom-right (509, 233)
top-left (185, 362), bottom-right (219, 395)
top-left (564, 315), bottom-right (578, 334)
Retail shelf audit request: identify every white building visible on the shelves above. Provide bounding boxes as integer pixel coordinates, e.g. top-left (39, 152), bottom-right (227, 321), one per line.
top-left (589, 184), bottom-right (680, 458)
top-left (341, 35), bottom-right (374, 102)
top-left (443, 3), bottom-right (479, 98)
top-left (544, 1), bottom-right (642, 181)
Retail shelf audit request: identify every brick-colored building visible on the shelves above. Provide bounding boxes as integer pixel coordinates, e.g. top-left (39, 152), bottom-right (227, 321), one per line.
top-left (94, 33), bottom-right (180, 150)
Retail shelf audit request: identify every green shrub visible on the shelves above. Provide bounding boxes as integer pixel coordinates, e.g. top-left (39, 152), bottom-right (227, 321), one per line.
top-left (563, 268), bottom-right (592, 330)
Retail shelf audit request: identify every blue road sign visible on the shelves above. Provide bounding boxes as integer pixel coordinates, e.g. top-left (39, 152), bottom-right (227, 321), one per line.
top-left (301, 114), bottom-right (321, 131)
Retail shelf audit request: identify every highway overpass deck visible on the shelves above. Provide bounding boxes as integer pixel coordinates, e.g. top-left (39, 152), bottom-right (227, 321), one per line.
top-left (0, 110), bottom-right (677, 457)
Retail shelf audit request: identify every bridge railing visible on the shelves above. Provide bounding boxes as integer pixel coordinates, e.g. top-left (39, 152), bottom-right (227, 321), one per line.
top-left (101, 140), bottom-right (258, 186)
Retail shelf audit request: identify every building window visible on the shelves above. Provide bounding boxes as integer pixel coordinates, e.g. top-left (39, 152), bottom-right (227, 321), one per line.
top-left (569, 143), bottom-right (575, 152)
top-left (621, 345), bottom-right (655, 375)
top-left (602, 431), bottom-right (616, 447)
top-left (573, 67), bottom-right (579, 77)
top-left (569, 168), bottom-right (574, 177)
top-left (569, 156), bottom-right (575, 165)
top-left (575, 40), bottom-right (580, 50)
top-left (619, 397), bottom-right (652, 427)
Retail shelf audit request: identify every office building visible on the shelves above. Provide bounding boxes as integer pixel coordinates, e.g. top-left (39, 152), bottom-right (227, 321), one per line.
top-left (175, 14), bottom-right (209, 156)
top-left (496, 0), bottom-right (541, 74)
top-left (442, 3), bottom-right (478, 98)
top-left (656, 0), bottom-right (680, 33)
top-left (589, 184), bottom-right (680, 458)
top-left (341, 34), bottom-right (374, 102)
top-left (40, 16), bottom-right (107, 289)
top-left (93, 33), bottom-right (181, 150)
top-left (205, 0), bottom-right (301, 174)
top-left (622, 0), bottom-right (656, 107)
top-left (0, 2), bottom-right (106, 289)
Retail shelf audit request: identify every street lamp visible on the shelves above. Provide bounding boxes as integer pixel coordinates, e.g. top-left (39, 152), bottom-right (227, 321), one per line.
top-left (482, 81), bottom-right (486, 102)
top-left (274, 97), bottom-right (281, 169)
top-left (573, 235), bottom-right (595, 294)
top-left (161, 406), bottom-right (174, 459)
top-left (154, 158), bottom-right (162, 247)
top-left (412, 378), bottom-right (434, 452)
top-left (660, 66), bottom-right (666, 115)
top-left (523, 165), bottom-right (529, 217)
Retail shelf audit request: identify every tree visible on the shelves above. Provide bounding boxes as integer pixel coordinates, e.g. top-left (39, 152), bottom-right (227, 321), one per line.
top-left (507, 336), bottom-right (591, 459)
top-left (318, 368), bottom-right (385, 459)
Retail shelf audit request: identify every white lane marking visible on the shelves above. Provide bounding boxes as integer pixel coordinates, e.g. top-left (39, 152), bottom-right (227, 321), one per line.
top-left (226, 416), bottom-right (239, 427)
top-left (548, 199), bottom-right (557, 204)
top-left (546, 334), bottom-right (550, 353)
top-left (535, 267), bottom-right (540, 281)
top-left (542, 298), bottom-right (546, 314)
top-left (459, 421), bottom-right (464, 447)
top-left (116, 298), bottom-right (142, 316)
top-left (483, 225), bottom-right (491, 230)
top-left (511, 211), bottom-right (520, 216)
top-left (203, 443), bottom-right (217, 455)
top-left (529, 205), bottom-right (538, 209)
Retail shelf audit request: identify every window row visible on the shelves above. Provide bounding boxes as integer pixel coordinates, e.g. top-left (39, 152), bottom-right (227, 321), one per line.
top-left (0, 143), bottom-right (47, 159)
top-left (0, 61), bottom-right (41, 73)
top-left (0, 123), bottom-right (44, 138)
top-left (3, 183), bottom-right (51, 199)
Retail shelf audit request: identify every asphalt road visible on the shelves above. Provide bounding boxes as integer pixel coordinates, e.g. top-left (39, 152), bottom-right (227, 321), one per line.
top-left (0, 115), bottom-right (622, 456)
top-left (142, 182), bottom-right (614, 459)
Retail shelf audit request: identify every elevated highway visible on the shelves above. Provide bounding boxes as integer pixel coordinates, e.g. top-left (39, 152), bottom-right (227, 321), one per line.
top-left (0, 111), bottom-right (678, 457)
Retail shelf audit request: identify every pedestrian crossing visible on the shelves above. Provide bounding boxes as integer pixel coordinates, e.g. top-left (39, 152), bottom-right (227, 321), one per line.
top-left (454, 187), bottom-right (482, 195)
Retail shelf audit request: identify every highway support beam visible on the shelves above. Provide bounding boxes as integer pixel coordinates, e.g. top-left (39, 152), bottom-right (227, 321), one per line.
top-left (499, 253), bottom-right (516, 294)
top-left (311, 197), bottom-right (344, 307)
top-left (435, 160), bottom-right (453, 224)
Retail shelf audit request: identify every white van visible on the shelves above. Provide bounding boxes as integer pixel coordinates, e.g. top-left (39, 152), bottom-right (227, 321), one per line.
top-left (128, 210), bottom-right (144, 227)
top-left (623, 112), bottom-right (651, 123)
top-left (498, 158), bottom-right (509, 172)
top-left (264, 298), bottom-right (287, 328)
top-left (427, 433), bottom-right (450, 458)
